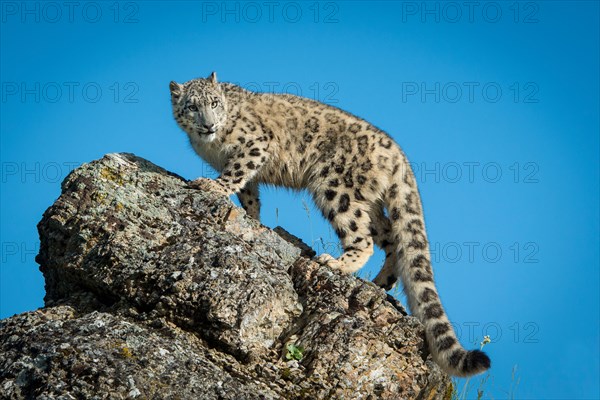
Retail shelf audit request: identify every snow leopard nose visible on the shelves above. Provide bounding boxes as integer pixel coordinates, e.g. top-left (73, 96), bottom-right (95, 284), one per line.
top-left (203, 123), bottom-right (216, 133)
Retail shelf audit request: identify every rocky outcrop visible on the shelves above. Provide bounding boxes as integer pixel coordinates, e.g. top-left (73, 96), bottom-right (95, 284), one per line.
top-left (0, 153), bottom-right (452, 399)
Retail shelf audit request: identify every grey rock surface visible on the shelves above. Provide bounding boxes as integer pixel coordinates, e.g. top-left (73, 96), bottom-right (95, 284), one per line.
top-left (0, 153), bottom-right (452, 399)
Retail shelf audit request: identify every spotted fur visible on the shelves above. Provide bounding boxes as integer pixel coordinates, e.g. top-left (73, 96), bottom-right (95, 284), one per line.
top-left (170, 72), bottom-right (490, 377)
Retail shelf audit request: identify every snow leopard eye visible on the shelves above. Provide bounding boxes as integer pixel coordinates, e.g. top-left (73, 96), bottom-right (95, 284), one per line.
top-left (188, 105), bottom-right (198, 111)
top-left (211, 101), bottom-right (219, 109)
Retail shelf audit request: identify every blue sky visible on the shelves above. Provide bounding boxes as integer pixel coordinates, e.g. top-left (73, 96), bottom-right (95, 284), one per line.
top-left (1, 1), bottom-right (598, 398)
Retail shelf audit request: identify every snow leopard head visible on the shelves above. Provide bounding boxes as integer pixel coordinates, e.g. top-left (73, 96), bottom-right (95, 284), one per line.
top-left (170, 72), bottom-right (228, 143)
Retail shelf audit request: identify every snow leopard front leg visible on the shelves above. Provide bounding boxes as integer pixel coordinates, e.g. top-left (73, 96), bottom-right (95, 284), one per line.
top-left (190, 145), bottom-right (268, 199)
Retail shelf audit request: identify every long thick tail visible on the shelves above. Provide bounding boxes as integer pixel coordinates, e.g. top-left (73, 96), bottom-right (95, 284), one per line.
top-left (383, 167), bottom-right (490, 377)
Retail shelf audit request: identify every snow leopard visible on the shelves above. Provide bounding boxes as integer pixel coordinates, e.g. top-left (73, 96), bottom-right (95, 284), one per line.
top-left (169, 72), bottom-right (491, 377)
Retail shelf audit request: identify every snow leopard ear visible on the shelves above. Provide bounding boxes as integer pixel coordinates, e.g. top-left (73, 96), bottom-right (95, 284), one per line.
top-left (208, 72), bottom-right (218, 85)
top-left (169, 81), bottom-right (183, 100)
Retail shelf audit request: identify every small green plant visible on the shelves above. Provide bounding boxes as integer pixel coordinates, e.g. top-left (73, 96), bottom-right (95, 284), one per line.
top-left (285, 344), bottom-right (304, 361)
